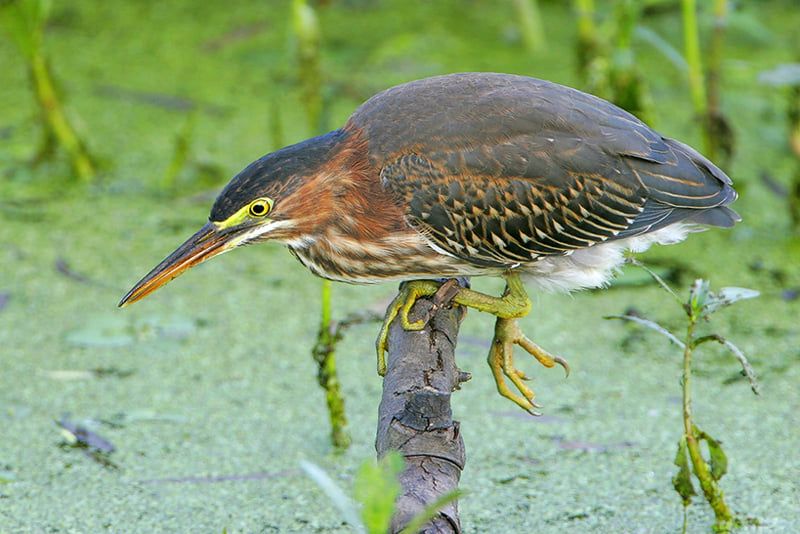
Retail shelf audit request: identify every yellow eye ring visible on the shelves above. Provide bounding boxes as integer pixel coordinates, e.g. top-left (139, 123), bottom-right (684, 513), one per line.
top-left (248, 198), bottom-right (272, 218)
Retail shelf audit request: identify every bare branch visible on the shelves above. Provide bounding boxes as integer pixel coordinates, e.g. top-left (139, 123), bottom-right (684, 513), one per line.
top-left (376, 289), bottom-right (467, 533)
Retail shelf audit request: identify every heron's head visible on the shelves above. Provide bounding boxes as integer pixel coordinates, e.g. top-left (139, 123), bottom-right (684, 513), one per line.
top-left (119, 130), bottom-right (347, 307)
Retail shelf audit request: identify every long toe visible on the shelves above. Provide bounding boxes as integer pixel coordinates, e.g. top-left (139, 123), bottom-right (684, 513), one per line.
top-left (376, 280), bottom-right (444, 375)
top-left (487, 317), bottom-right (570, 414)
top-left (516, 331), bottom-right (569, 376)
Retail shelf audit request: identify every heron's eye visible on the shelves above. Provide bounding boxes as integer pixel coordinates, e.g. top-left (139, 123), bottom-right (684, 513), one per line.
top-left (248, 198), bottom-right (272, 218)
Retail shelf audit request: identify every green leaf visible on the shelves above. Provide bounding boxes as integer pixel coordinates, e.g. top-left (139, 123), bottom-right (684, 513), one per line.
top-left (299, 460), bottom-right (365, 534)
top-left (625, 258), bottom-right (683, 304)
top-left (703, 434), bottom-right (729, 482)
top-left (605, 314), bottom-right (685, 348)
top-left (689, 279), bottom-right (710, 318)
top-left (354, 452), bottom-right (404, 534)
top-left (672, 437), bottom-right (696, 506)
top-left (634, 26), bottom-right (688, 73)
top-left (693, 334), bottom-right (760, 395)
top-left (759, 63), bottom-right (800, 87)
top-left (399, 490), bottom-right (464, 534)
top-left (0, 0), bottom-right (51, 59)
top-left (702, 287), bottom-right (760, 316)
top-left (719, 337), bottom-right (760, 395)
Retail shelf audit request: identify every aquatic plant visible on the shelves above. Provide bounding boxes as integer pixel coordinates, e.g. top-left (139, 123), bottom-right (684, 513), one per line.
top-left (0, 0), bottom-right (96, 181)
top-left (512, 0), bottom-right (545, 54)
top-left (291, 0), bottom-right (350, 451)
top-left (608, 0), bottom-right (651, 123)
top-left (571, 0), bottom-right (652, 124)
top-left (682, 0), bottom-right (734, 170)
top-left (608, 263), bottom-right (759, 533)
top-left (759, 63), bottom-right (800, 231)
top-left (301, 452), bottom-right (462, 534)
top-left (573, 0), bottom-right (599, 84)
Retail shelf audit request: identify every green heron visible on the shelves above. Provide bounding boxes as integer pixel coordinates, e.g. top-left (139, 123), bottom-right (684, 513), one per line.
top-left (120, 73), bottom-right (738, 414)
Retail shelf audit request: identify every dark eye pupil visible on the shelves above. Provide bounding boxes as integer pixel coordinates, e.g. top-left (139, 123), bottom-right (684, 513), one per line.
top-left (251, 203), bottom-right (265, 215)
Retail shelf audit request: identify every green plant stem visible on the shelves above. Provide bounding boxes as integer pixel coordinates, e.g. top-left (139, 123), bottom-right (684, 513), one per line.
top-left (682, 318), bottom-right (735, 532)
top-left (682, 0), bottom-right (711, 155)
top-left (292, 0), bottom-right (350, 450)
top-left (312, 280), bottom-right (351, 451)
top-left (574, 0), bottom-right (597, 81)
top-left (615, 0), bottom-right (634, 51)
top-left (791, 86), bottom-right (800, 159)
top-left (513, 0), bottom-right (545, 53)
top-left (707, 0), bottom-right (727, 123)
top-left (789, 86), bottom-right (800, 229)
top-left (705, 0), bottom-right (735, 168)
top-left (575, 0), bottom-right (595, 42)
top-left (610, 0), bottom-right (649, 123)
top-left (161, 113), bottom-right (195, 192)
top-left (292, 0), bottom-right (322, 133)
top-left (269, 99), bottom-right (284, 150)
top-left (30, 52), bottom-right (95, 182)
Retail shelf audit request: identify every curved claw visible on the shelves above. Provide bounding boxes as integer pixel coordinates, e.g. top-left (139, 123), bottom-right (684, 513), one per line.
top-left (555, 356), bottom-right (571, 378)
top-left (488, 317), bottom-right (569, 414)
top-left (515, 370), bottom-right (531, 381)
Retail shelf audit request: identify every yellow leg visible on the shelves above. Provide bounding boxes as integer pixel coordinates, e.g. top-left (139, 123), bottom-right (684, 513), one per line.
top-left (375, 280), bottom-right (441, 375)
top-left (489, 316), bottom-right (569, 415)
top-left (376, 273), bottom-right (569, 413)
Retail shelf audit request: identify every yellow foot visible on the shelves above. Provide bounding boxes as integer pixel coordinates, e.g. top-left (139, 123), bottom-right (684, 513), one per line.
top-left (488, 317), bottom-right (570, 415)
top-left (375, 280), bottom-right (441, 375)
top-left (375, 272), bottom-right (569, 415)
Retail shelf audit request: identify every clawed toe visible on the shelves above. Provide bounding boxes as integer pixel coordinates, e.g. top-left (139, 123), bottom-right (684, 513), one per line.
top-left (554, 356), bottom-right (570, 377)
top-left (375, 280), bottom-right (442, 375)
top-left (488, 317), bottom-right (568, 414)
top-left (377, 273), bottom-right (570, 416)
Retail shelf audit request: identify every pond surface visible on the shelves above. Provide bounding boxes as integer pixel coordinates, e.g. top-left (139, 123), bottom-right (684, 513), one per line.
top-left (1, 1), bottom-right (798, 532)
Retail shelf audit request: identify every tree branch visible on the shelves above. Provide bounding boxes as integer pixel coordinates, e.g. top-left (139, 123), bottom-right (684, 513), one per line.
top-left (376, 282), bottom-right (470, 533)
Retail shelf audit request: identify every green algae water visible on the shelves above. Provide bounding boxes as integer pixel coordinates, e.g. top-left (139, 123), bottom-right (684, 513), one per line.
top-left (1, 1), bottom-right (799, 531)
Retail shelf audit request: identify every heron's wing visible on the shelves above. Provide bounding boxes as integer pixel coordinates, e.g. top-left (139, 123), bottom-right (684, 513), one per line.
top-left (380, 131), bottom-right (737, 268)
top-left (359, 74), bottom-right (738, 268)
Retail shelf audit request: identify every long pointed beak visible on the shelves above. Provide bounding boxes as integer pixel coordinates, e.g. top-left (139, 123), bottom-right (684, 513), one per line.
top-left (119, 222), bottom-right (234, 307)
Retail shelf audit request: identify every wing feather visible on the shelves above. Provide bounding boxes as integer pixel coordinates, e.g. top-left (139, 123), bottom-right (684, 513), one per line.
top-left (358, 74), bottom-right (738, 267)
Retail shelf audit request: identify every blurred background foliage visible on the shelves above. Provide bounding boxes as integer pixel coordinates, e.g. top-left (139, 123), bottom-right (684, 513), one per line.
top-left (1, 0), bottom-right (797, 206)
top-left (1, 1), bottom-right (799, 532)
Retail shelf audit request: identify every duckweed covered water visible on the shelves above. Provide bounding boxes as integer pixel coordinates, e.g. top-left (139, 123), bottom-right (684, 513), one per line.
top-left (1, 1), bottom-right (799, 532)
